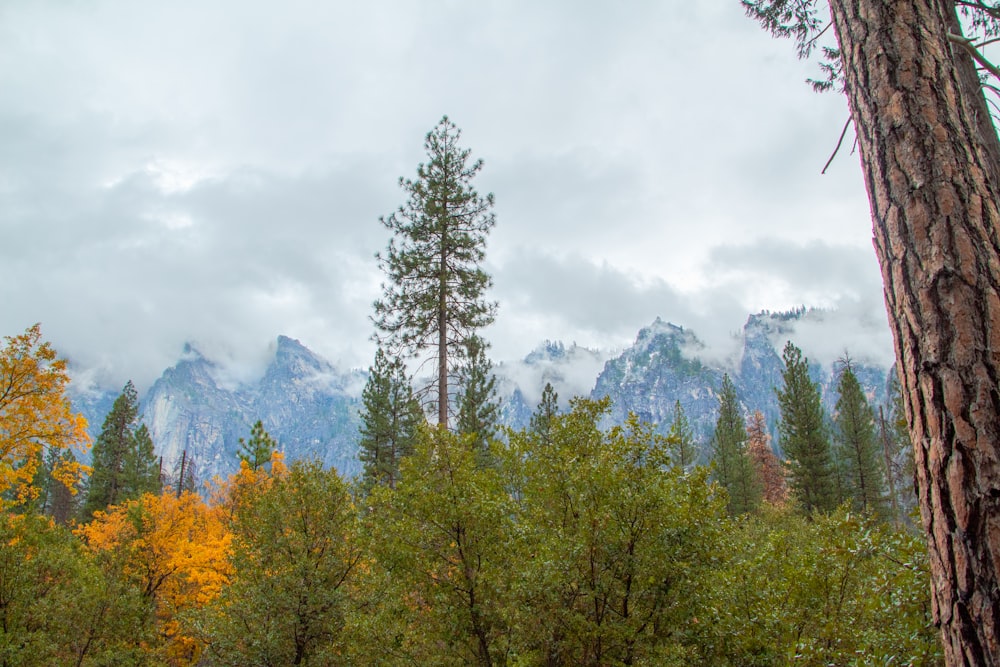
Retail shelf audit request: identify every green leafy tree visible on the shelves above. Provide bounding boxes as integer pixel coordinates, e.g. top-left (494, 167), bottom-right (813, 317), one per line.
top-left (83, 381), bottom-right (160, 518)
top-left (361, 428), bottom-right (516, 666)
top-left (666, 399), bottom-right (697, 470)
top-left (777, 342), bottom-right (837, 514)
top-left (456, 335), bottom-right (499, 466)
top-left (373, 116), bottom-right (497, 428)
top-left (509, 398), bottom-right (724, 665)
top-left (833, 359), bottom-right (887, 517)
top-left (743, 1), bottom-right (1000, 657)
top-left (358, 348), bottom-right (424, 491)
top-left (882, 371), bottom-right (917, 523)
top-left (194, 460), bottom-right (361, 665)
top-left (711, 374), bottom-right (761, 516)
top-left (237, 420), bottom-right (277, 472)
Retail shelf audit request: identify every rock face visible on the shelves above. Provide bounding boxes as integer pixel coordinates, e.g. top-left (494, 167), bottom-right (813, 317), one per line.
top-left (71, 310), bottom-right (892, 485)
top-left (138, 336), bottom-right (363, 484)
top-left (590, 311), bottom-right (889, 462)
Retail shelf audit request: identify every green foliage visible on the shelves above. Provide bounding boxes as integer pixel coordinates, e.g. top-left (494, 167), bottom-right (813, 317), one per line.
top-left (0, 512), bottom-right (152, 666)
top-left (694, 507), bottom-right (942, 666)
top-left (529, 381), bottom-right (560, 442)
top-left (195, 460), bottom-right (362, 666)
top-left (83, 381), bottom-right (160, 518)
top-left (360, 427), bottom-right (517, 666)
top-left (667, 399), bottom-right (697, 470)
top-left (237, 419), bottom-right (276, 472)
top-left (373, 116), bottom-right (498, 426)
top-left (455, 335), bottom-right (499, 466)
top-left (833, 360), bottom-right (888, 517)
top-left (358, 348), bottom-right (423, 491)
top-left (508, 399), bottom-right (726, 665)
top-left (777, 342), bottom-right (837, 514)
top-left (712, 374), bottom-right (761, 516)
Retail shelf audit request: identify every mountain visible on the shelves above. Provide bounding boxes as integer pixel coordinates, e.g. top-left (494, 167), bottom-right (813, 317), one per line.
top-left (78, 336), bottom-right (365, 485)
top-left (591, 310), bottom-right (890, 461)
top-left (70, 309), bottom-right (893, 486)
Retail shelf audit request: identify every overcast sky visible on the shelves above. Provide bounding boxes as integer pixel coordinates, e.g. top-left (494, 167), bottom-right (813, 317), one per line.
top-left (0, 1), bottom-right (893, 393)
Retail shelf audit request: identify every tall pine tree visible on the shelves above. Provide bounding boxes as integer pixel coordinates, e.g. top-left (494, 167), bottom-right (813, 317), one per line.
top-left (711, 374), bottom-right (760, 516)
top-left (237, 420), bottom-right (277, 472)
top-left (373, 117), bottom-right (497, 427)
top-left (833, 359), bottom-right (888, 517)
top-left (529, 382), bottom-right (559, 443)
top-left (359, 348), bottom-right (424, 491)
top-left (777, 342), bottom-right (836, 514)
top-left (83, 381), bottom-right (159, 518)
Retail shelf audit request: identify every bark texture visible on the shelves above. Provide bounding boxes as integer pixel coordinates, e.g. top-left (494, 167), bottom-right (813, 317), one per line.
top-left (828, 1), bottom-right (1000, 663)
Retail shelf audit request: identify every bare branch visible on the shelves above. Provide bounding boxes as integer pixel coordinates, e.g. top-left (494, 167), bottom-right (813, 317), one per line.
top-left (822, 116), bottom-right (854, 174)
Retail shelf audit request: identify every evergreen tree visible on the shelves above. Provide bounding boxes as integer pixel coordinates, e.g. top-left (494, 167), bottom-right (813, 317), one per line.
top-left (666, 399), bottom-right (697, 470)
top-left (746, 410), bottom-right (788, 505)
top-left (455, 335), bottom-right (499, 466)
top-left (777, 342), bottom-right (837, 514)
top-left (373, 116), bottom-right (497, 428)
top-left (237, 420), bottom-right (277, 472)
top-left (359, 348), bottom-right (423, 491)
top-left (711, 374), bottom-right (760, 516)
top-left (83, 381), bottom-right (159, 518)
top-left (529, 382), bottom-right (559, 442)
top-left (833, 359), bottom-right (887, 517)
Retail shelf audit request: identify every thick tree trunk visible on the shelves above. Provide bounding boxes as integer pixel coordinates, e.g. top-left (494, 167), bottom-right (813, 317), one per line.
top-left (828, 1), bottom-right (1000, 663)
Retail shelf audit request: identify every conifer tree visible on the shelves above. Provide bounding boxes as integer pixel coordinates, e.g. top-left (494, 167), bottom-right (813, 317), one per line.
top-left (746, 410), bottom-right (788, 505)
top-left (237, 420), bottom-right (277, 472)
top-left (529, 382), bottom-right (559, 443)
top-left (455, 335), bottom-right (499, 466)
top-left (777, 342), bottom-right (837, 514)
top-left (833, 359), bottom-right (887, 517)
top-left (711, 374), bottom-right (760, 516)
top-left (666, 399), bottom-right (697, 470)
top-left (359, 348), bottom-right (423, 491)
top-left (373, 116), bottom-right (497, 427)
top-left (83, 381), bottom-right (159, 517)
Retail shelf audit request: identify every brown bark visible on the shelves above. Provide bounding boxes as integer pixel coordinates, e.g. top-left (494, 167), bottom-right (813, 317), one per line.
top-left (827, 1), bottom-right (1000, 663)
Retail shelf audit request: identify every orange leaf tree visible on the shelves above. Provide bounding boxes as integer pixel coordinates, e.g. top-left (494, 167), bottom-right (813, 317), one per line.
top-left (0, 324), bottom-right (89, 503)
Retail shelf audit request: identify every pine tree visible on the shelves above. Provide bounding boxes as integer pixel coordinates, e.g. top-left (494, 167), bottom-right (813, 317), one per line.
top-left (833, 359), bottom-right (887, 517)
top-left (777, 342), bottom-right (836, 514)
top-left (237, 420), bottom-right (277, 472)
top-left (359, 348), bottom-right (423, 491)
top-left (83, 381), bottom-right (159, 517)
top-left (455, 335), bottom-right (499, 466)
top-left (746, 410), bottom-right (788, 505)
top-left (373, 117), bottom-right (497, 427)
top-left (711, 374), bottom-right (760, 516)
top-left (529, 382), bottom-right (559, 443)
top-left (666, 400), bottom-right (697, 470)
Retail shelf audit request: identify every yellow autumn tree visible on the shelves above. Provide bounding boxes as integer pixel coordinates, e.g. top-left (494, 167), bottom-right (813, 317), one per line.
top-left (0, 323), bottom-right (89, 503)
top-left (76, 491), bottom-right (232, 665)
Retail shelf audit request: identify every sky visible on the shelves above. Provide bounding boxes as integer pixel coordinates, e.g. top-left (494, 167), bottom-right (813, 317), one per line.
top-left (0, 0), bottom-right (894, 395)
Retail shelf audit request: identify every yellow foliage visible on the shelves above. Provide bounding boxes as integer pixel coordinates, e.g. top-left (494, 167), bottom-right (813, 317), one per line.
top-left (0, 324), bottom-right (89, 503)
top-left (76, 491), bottom-right (232, 665)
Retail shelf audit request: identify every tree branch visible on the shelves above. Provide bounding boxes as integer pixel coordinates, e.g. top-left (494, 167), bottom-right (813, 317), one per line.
top-left (822, 116), bottom-right (854, 174)
top-left (948, 32), bottom-right (1000, 82)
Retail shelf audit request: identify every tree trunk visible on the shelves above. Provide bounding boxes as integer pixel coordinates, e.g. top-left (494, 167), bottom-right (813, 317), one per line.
top-left (828, 1), bottom-right (1000, 663)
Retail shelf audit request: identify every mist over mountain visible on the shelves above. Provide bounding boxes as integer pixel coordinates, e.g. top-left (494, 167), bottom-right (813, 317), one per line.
top-left (70, 309), bottom-right (893, 485)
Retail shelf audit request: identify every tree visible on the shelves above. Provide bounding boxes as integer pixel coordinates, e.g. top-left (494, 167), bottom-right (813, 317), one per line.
top-left (0, 324), bottom-right (88, 503)
top-left (358, 348), bottom-right (423, 491)
top-left (746, 410), bottom-right (788, 505)
top-left (530, 382), bottom-right (560, 443)
top-left (193, 460), bottom-right (360, 666)
top-left (455, 335), bottom-right (499, 465)
top-left (237, 420), bottom-right (276, 473)
top-left (711, 374), bottom-right (760, 516)
top-left (833, 359), bottom-right (888, 517)
top-left (83, 381), bottom-right (160, 518)
top-left (373, 116), bottom-right (497, 428)
top-left (745, 1), bottom-right (1000, 660)
top-left (666, 399), bottom-right (697, 470)
top-left (776, 342), bottom-right (837, 514)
